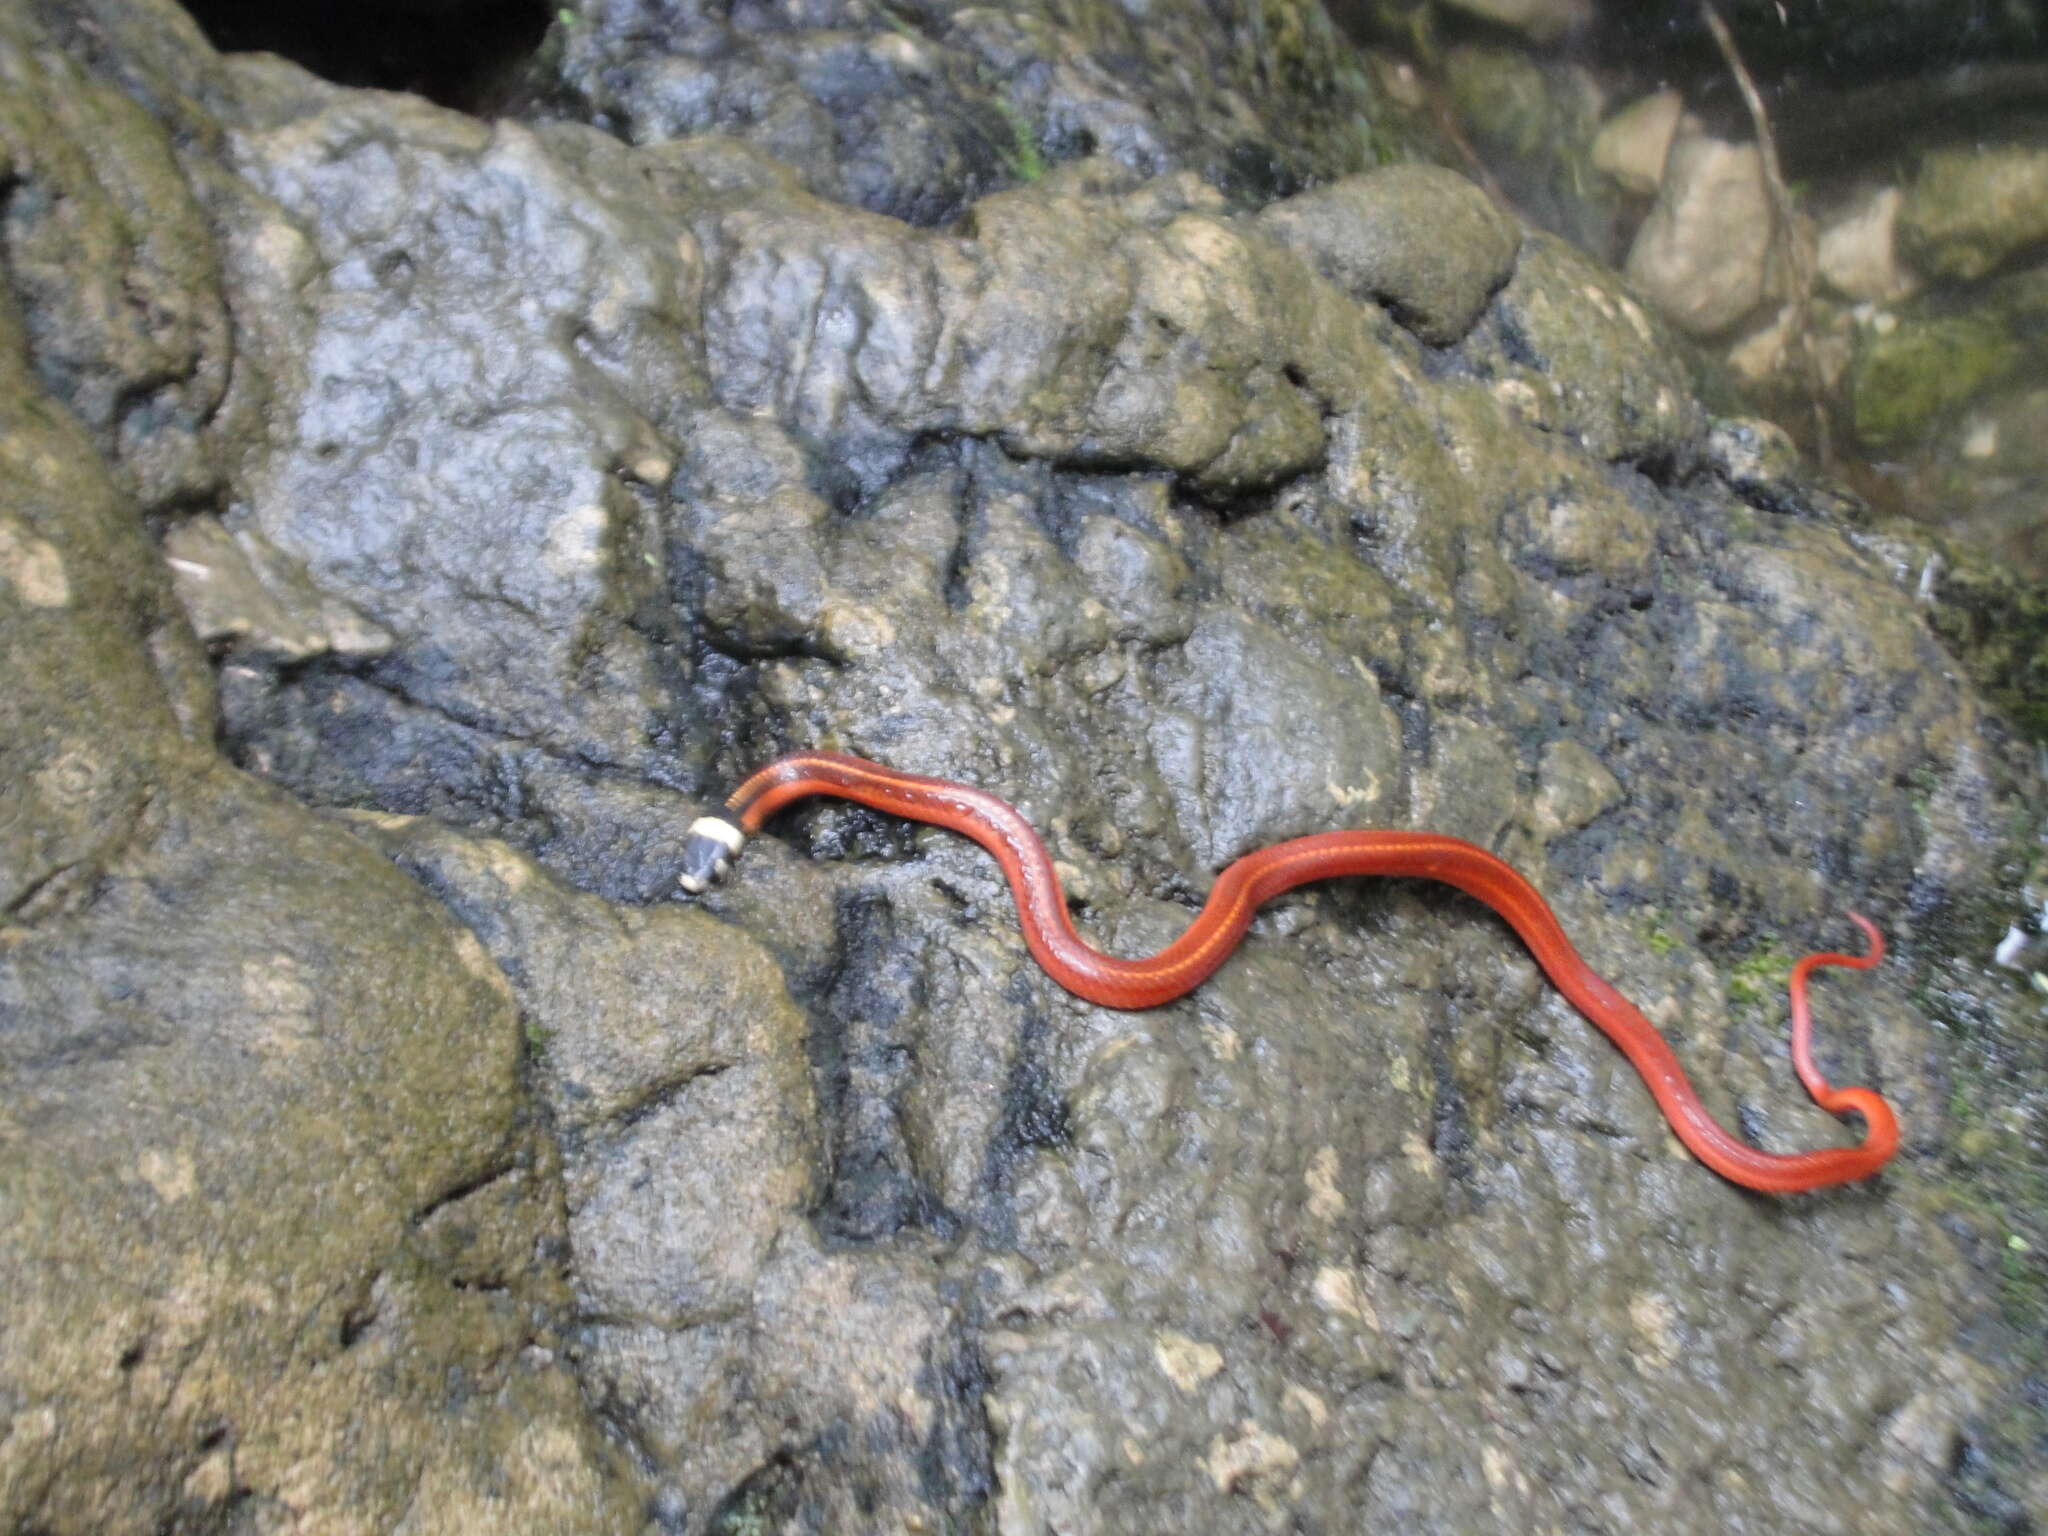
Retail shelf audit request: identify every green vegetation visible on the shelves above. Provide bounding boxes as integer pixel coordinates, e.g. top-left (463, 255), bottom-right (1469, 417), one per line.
top-left (995, 99), bottom-right (1046, 183)
top-left (1849, 310), bottom-right (2022, 452)
top-left (1923, 553), bottom-right (2048, 744)
top-left (1724, 939), bottom-right (1792, 1008)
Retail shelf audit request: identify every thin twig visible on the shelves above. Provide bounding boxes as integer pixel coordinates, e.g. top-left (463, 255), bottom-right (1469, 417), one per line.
top-left (1700, 1), bottom-right (1832, 469)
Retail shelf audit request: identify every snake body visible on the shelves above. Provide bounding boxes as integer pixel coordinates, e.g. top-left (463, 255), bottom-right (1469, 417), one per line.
top-left (680, 751), bottom-right (1899, 1194)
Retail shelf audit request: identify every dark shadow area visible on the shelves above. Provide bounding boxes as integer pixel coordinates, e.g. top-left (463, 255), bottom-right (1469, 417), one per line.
top-left (178, 0), bottom-right (554, 113)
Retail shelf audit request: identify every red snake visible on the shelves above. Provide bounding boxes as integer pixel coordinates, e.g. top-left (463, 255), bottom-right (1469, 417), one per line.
top-left (679, 751), bottom-right (1899, 1194)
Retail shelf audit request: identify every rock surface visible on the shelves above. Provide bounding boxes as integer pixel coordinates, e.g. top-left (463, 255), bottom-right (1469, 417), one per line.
top-left (1817, 186), bottom-right (1917, 304)
top-left (1624, 129), bottom-right (1779, 338)
top-left (2, 0), bottom-right (2043, 1532)
top-left (1848, 306), bottom-right (2022, 453)
top-left (1590, 88), bottom-right (1684, 198)
top-left (1900, 144), bottom-right (2048, 282)
top-left (530, 0), bottom-right (1396, 226)
top-left (1440, 0), bottom-right (1593, 46)
top-left (1256, 164), bottom-right (1522, 346)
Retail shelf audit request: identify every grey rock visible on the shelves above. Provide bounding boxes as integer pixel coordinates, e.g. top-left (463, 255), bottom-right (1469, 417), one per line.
top-left (1257, 165), bottom-right (1522, 346)
top-left (1440, 44), bottom-right (1622, 259)
top-left (1626, 129), bottom-right (1778, 337)
top-left (1473, 231), bottom-right (1708, 464)
top-left (692, 168), bottom-right (1344, 497)
top-left (335, 817), bottom-right (971, 1524)
top-left (1528, 737), bottom-right (1623, 843)
top-left (1817, 185), bottom-right (1917, 303)
top-left (0, 333), bottom-right (635, 1532)
top-left (1701, 415), bottom-right (1850, 520)
top-left (3, 0), bottom-right (2042, 1530)
top-left (531, 0), bottom-right (1393, 225)
top-left (219, 79), bottom-right (704, 772)
top-left (1440, 0), bottom-right (1592, 45)
top-left (1591, 89), bottom-right (1685, 197)
top-left (1148, 613), bottom-right (1405, 866)
top-left (163, 514), bottom-right (393, 662)
top-left (1900, 143), bottom-right (2048, 282)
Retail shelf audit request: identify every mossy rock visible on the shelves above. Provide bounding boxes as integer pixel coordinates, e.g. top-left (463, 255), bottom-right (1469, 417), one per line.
top-left (1900, 144), bottom-right (2048, 282)
top-left (1849, 309), bottom-right (2022, 452)
top-left (1924, 552), bottom-right (2048, 743)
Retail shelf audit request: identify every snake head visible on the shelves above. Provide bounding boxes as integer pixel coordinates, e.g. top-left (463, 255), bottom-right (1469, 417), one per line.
top-left (678, 816), bottom-right (746, 895)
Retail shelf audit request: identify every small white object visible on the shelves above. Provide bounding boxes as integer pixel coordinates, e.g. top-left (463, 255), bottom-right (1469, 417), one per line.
top-left (688, 816), bottom-right (746, 854)
top-left (1916, 552), bottom-right (1944, 605)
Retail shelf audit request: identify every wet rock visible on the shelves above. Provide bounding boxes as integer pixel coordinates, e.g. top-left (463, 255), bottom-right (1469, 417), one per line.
top-left (0, 771), bottom-right (637, 1531)
top-left (690, 168), bottom-right (1350, 497)
top-left (0, 418), bottom-right (205, 916)
top-left (1927, 384), bottom-right (2048, 580)
top-left (1900, 143), bottom-right (2048, 281)
top-left (1817, 185), bottom-right (1917, 303)
top-left (0, 340), bottom-right (634, 1532)
top-left (163, 514), bottom-right (393, 663)
top-left (0, 12), bottom-right (239, 516)
top-left (1625, 128), bottom-right (1777, 337)
top-left (1147, 613), bottom-right (1405, 865)
top-left (5, 0), bottom-right (2044, 1530)
top-left (1441, 45), bottom-right (1621, 256)
top-left (1441, 0), bottom-right (1592, 46)
top-left (1591, 89), bottom-right (1684, 197)
top-left (1702, 416), bottom-right (1840, 518)
top-left (339, 818), bottom-right (984, 1525)
top-left (1848, 305), bottom-right (2022, 453)
top-left (1471, 232), bottom-right (1707, 464)
top-left (532, 0), bottom-right (1386, 225)
top-left (1529, 738), bottom-right (1622, 843)
top-left (1256, 164), bottom-right (1522, 346)
top-left (218, 76), bottom-right (705, 774)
